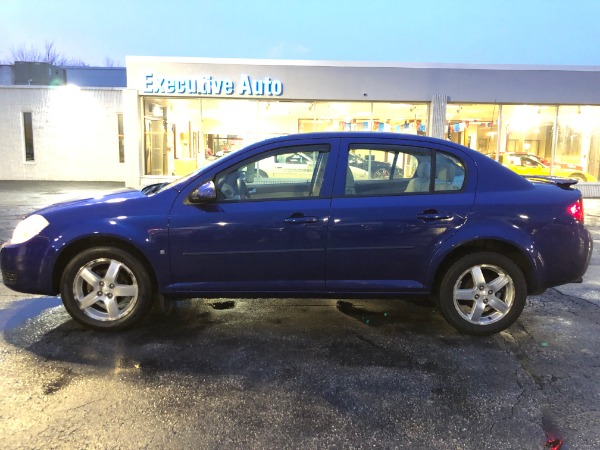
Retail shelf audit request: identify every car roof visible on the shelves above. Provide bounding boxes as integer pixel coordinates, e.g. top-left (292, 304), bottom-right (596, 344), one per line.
top-left (260, 131), bottom-right (451, 146)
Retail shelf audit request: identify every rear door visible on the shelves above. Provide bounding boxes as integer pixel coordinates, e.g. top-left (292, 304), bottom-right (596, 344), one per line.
top-left (326, 137), bottom-right (476, 293)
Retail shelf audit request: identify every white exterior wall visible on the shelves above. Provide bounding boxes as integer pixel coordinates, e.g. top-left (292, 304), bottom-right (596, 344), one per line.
top-left (0, 86), bottom-right (125, 181)
top-left (122, 88), bottom-right (143, 188)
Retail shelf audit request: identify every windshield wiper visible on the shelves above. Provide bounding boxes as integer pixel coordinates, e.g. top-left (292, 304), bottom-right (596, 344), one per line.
top-left (141, 182), bottom-right (168, 195)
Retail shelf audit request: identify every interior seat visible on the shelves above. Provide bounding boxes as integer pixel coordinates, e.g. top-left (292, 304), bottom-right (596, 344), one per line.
top-left (405, 161), bottom-right (431, 193)
top-left (435, 164), bottom-right (456, 190)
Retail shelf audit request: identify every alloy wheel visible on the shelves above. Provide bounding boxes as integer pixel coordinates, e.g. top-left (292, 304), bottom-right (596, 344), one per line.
top-left (452, 263), bottom-right (515, 325)
top-left (72, 257), bottom-right (139, 322)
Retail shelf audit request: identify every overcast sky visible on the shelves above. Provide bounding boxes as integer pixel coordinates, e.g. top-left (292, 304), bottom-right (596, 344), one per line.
top-left (2, 0), bottom-right (600, 67)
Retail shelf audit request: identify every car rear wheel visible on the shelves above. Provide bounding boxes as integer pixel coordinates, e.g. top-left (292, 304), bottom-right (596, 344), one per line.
top-left (438, 252), bottom-right (527, 336)
top-left (60, 247), bottom-right (153, 330)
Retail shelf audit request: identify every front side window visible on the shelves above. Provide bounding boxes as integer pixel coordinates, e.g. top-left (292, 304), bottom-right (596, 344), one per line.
top-left (215, 144), bottom-right (330, 201)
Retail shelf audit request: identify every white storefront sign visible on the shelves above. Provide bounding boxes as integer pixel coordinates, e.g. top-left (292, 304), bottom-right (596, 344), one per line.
top-left (144, 73), bottom-right (284, 96)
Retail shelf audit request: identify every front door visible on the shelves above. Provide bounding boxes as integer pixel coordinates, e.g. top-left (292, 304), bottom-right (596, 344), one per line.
top-left (168, 142), bottom-right (335, 295)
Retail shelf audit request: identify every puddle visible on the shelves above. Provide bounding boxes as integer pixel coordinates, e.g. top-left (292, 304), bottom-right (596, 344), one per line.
top-left (210, 300), bottom-right (236, 310)
top-left (0, 296), bottom-right (62, 332)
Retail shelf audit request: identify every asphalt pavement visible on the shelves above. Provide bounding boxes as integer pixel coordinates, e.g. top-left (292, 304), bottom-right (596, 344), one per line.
top-left (1, 180), bottom-right (600, 449)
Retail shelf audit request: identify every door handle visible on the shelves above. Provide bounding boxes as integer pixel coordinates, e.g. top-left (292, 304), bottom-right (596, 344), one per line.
top-left (417, 212), bottom-right (453, 221)
top-left (284, 215), bottom-right (319, 224)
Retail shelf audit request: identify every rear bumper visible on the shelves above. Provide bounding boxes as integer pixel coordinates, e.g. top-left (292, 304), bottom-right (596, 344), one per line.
top-left (539, 224), bottom-right (593, 290)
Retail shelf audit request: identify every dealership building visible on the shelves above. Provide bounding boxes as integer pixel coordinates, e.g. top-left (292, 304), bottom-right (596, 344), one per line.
top-left (1, 57), bottom-right (600, 191)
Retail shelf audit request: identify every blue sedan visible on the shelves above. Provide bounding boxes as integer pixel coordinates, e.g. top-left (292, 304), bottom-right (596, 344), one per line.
top-left (0, 133), bottom-right (592, 335)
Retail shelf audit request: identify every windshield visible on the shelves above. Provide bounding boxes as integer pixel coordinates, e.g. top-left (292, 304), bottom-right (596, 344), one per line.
top-left (524, 154), bottom-right (548, 167)
top-left (143, 157), bottom-right (224, 195)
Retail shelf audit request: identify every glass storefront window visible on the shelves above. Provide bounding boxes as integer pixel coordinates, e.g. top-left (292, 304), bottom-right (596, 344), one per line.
top-left (142, 96), bottom-right (600, 183)
top-left (446, 104), bottom-right (499, 155)
top-left (501, 105), bottom-right (557, 160)
top-left (143, 98), bottom-right (428, 178)
top-left (445, 103), bottom-right (600, 182)
top-left (556, 105), bottom-right (600, 179)
top-left (143, 98), bottom-right (201, 176)
top-left (371, 103), bottom-right (428, 135)
top-left (310, 102), bottom-right (373, 132)
top-left (143, 99), bottom-right (168, 176)
top-left (202, 98), bottom-right (262, 170)
top-left (258, 100), bottom-right (313, 136)
top-left (300, 102), bottom-right (428, 133)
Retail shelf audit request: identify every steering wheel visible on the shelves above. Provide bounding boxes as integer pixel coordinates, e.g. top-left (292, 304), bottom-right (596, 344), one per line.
top-left (236, 176), bottom-right (251, 199)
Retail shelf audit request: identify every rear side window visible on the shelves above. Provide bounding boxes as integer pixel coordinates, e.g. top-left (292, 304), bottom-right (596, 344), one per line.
top-left (344, 145), bottom-right (430, 196)
top-left (434, 153), bottom-right (465, 191)
top-left (344, 144), bottom-right (465, 196)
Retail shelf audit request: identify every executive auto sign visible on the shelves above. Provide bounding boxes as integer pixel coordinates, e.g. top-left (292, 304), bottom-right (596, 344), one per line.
top-left (144, 73), bottom-right (284, 96)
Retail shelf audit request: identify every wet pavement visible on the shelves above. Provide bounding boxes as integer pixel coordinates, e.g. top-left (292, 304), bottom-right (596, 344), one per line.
top-left (1, 181), bottom-right (600, 449)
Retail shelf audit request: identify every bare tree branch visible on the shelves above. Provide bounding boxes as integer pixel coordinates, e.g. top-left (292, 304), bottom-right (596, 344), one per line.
top-left (103, 57), bottom-right (120, 68)
top-left (5, 41), bottom-right (89, 66)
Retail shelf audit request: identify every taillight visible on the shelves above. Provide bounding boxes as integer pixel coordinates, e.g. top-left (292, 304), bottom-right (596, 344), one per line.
top-left (567, 199), bottom-right (584, 223)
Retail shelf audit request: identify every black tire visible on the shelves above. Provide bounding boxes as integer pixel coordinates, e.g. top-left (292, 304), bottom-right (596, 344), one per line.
top-left (437, 252), bottom-right (527, 336)
top-left (60, 247), bottom-right (153, 330)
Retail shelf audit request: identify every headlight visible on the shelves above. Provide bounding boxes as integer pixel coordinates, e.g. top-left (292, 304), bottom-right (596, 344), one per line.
top-left (10, 214), bottom-right (50, 245)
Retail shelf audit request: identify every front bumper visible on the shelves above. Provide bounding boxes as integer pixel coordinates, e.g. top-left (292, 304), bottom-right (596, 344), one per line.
top-left (0, 236), bottom-right (57, 295)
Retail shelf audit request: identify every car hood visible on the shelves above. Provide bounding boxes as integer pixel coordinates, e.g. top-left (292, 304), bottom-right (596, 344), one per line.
top-left (32, 187), bottom-right (145, 217)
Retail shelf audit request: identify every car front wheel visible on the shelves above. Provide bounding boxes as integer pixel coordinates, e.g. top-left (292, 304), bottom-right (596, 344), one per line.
top-left (438, 252), bottom-right (527, 336)
top-left (60, 247), bottom-right (153, 330)
top-left (373, 167), bottom-right (390, 179)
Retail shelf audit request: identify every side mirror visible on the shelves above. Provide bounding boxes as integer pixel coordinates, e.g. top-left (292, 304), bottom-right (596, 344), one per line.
top-left (189, 181), bottom-right (217, 203)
